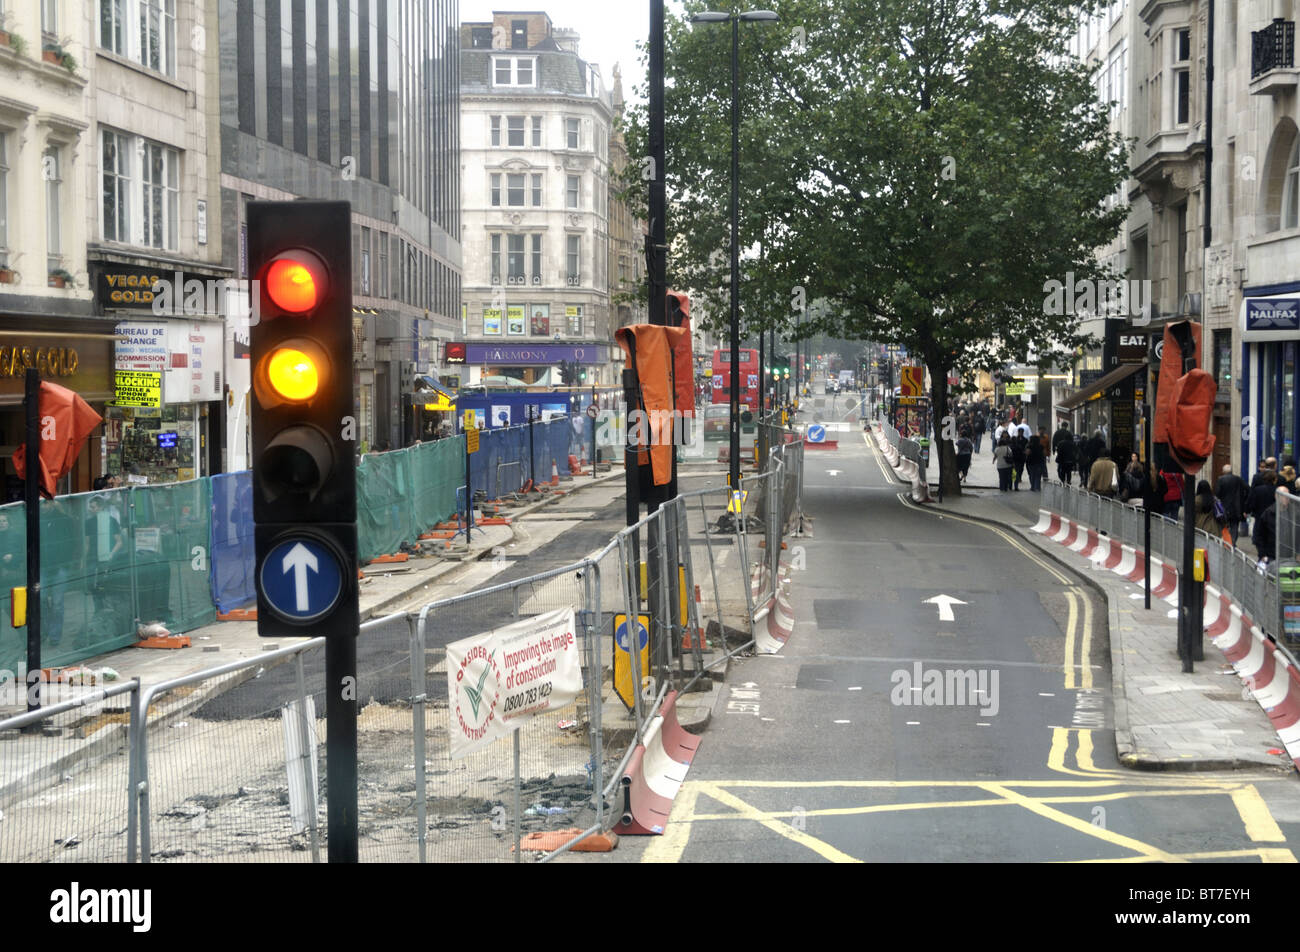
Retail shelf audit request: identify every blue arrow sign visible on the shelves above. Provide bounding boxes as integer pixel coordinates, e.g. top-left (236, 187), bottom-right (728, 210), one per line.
top-left (807, 424), bottom-right (826, 443)
top-left (615, 617), bottom-right (649, 652)
top-left (260, 538), bottom-right (344, 623)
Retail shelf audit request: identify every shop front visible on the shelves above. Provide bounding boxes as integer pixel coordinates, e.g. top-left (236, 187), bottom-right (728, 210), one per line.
top-left (0, 325), bottom-right (116, 499)
top-left (108, 317), bottom-right (223, 484)
top-left (1240, 286), bottom-right (1300, 474)
top-left (94, 261), bottom-right (229, 485)
top-left (457, 342), bottom-right (610, 387)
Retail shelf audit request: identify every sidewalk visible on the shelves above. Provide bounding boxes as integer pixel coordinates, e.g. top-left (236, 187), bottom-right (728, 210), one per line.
top-left (2, 468), bottom-right (629, 721)
top-left (869, 423), bottom-right (1292, 771)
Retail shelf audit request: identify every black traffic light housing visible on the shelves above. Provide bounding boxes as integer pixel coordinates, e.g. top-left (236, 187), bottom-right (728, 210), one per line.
top-left (247, 200), bottom-right (358, 639)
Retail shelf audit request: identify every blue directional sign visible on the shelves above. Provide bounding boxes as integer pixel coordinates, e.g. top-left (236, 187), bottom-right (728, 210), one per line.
top-left (259, 538), bottom-right (344, 623)
top-left (807, 424), bottom-right (826, 444)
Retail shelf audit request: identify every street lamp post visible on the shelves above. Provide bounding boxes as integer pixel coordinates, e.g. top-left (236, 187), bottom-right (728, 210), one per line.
top-left (691, 8), bottom-right (778, 495)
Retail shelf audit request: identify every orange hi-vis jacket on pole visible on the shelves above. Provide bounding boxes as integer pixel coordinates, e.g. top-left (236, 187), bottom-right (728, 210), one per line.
top-left (1153, 320), bottom-right (1201, 447)
top-left (615, 324), bottom-right (696, 487)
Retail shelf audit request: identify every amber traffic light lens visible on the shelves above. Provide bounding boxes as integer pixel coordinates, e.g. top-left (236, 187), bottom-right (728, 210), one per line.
top-left (267, 348), bottom-right (320, 401)
top-left (266, 257), bottom-right (322, 312)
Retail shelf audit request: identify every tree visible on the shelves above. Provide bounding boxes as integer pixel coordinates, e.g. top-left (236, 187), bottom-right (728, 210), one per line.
top-left (623, 0), bottom-right (1129, 495)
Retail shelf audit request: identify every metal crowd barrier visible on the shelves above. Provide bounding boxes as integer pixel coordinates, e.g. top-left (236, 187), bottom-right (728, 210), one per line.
top-left (0, 418), bottom-right (809, 864)
top-left (1042, 481), bottom-right (1292, 661)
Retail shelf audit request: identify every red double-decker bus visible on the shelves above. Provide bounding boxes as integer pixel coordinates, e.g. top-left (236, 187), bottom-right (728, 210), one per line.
top-left (710, 348), bottom-right (759, 410)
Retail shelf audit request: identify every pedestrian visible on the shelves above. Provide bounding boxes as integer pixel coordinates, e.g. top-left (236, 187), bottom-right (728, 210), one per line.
top-left (1194, 479), bottom-right (1226, 538)
top-left (1051, 421), bottom-right (1072, 457)
top-left (1161, 464), bottom-right (1185, 520)
top-left (1076, 432), bottom-right (1093, 486)
top-left (1279, 464), bottom-right (1298, 494)
top-left (1010, 428), bottom-right (1027, 490)
top-left (994, 435), bottom-right (1014, 492)
top-left (1026, 427), bottom-right (1047, 491)
top-left (1087, 452), bottom-right (1118, 497)
top-left (1215, 464), bottom-right (1248, 546)
top-left (1055, 427), bottom-right (1077, 486)
top-left (956, 431), bottom-right (973, 483)
top-left (1119, 455), bottom-right (1145, 504)
top-left (1253, 485), bottom-right (1284, 565)
top-left (1245, 468), bottom-right (1278, 538)
top-left (973, 413), bottom-right (985, 453)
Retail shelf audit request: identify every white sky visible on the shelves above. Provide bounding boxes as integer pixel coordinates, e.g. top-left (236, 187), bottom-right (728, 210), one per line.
top-left (458, 1), bottom-right (691, 105)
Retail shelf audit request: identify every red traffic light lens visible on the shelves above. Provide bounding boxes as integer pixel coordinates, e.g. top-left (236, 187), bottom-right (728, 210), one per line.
top-left (264, 251), bottom-right (326, 313)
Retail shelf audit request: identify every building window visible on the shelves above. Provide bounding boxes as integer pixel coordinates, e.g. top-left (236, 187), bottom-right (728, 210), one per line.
top-left (42, 0), bottom-right (56, 35)
top-left (0, 131), bottom-right (9, 268)
top-left (511, 19), bottom-right (528, 50)
top-left (360, 226), bottom-right (371, 295)
top-left (531, 233), bottom-right (542, 280)
top-left (493, 56), bottom-right (536, 87)
top-left (531, 116), bottom-right (542, 147)
top-left (101, 0), bottom-right (126, 54)
top-left (566, 235), bottom-right (580, 284)
top-left (1283, 138), bottom-right (1300, 231)
top-left (531, 173), bottom-right (542, 207)
top-left (44, 145), bottom-right (61, 273)
top-left (506, 173), bottom-right (525, 207)
top-left (1213, 329), bottom-right (1232, 390)
top-left (378, 232), bottom-right (389, 298)
top-left (566, 118), bottom-right (580, 150)
top-left (140, 0), bottom-right (177, 76)
top-left (507, 116), bottom-right (525, 147)
top-left (490, 234), bottom-right (501, 283)
top-left (102, 129), bottom-right (132, 243)
top-left (507, 234), bottom-right (525, 283)
top-left (490, 116), bottom-right (501, 147)
top-left (490, 173), bottom-right (501, 206)
top-left (566, 174), bottom-right (580, 209)
top-left (141, 140), bottom-right (179, 250)
top-left (1173, 27), bottom-right (1190, 126)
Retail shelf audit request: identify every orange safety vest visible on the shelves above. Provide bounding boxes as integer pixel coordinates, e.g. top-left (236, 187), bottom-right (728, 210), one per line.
top-left (614, 324), bottom-right (694, 486)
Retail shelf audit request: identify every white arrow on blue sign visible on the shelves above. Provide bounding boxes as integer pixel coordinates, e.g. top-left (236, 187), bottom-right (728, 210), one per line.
top-left (807, 424), bottom-right (826, 443)
top-left (260, 538), bottom-right (344, 622)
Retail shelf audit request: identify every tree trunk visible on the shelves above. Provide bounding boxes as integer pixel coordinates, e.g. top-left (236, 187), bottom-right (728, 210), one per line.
top-left (927, 359), bottom-right (960, 498)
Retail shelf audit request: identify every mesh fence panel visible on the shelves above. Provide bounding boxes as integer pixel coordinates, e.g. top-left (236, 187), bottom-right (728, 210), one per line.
top-left (130, 479), bottom-right (215, 634)
top-left (0, 681), bottom-right (139, 863)
top-left (139, 641), bottom-right (328, 863)
top-left (413, 566), bottom-right (600, 863)
top-left (1280, 496), bottom-right (1300, 649)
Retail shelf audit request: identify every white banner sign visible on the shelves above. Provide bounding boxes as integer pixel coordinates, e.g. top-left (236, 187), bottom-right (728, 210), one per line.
top-left (446, 607), bottom-right (582, 759)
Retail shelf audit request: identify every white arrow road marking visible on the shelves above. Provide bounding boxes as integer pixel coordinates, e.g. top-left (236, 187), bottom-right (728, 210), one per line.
top-left (923, 594), bottom-right (968, 622)
top-left (282, 543), bottom-right (320, 612)
top-left (826, 469), bottom-right (842, 476)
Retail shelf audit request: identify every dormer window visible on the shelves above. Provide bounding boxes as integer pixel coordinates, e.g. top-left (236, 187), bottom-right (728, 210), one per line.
top-left (493, 56), bottom-right (536, 87)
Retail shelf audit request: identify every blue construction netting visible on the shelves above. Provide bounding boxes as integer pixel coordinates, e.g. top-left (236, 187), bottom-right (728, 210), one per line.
top-left (210, 471), bottom-right (256, 613)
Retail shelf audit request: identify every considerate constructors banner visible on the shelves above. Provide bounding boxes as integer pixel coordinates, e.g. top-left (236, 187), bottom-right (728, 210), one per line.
top-left (446, 607), bottom-right (582, 759)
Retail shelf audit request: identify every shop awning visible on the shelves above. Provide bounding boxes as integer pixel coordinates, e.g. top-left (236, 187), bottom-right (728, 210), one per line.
top-left (1057, 362), bottom-right (1146, 412)
top-left (410, 376), bottom-right (456, 411)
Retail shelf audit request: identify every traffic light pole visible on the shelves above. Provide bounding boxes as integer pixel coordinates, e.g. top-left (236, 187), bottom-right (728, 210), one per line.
top-left (24, 368), bottom-right (42, 716)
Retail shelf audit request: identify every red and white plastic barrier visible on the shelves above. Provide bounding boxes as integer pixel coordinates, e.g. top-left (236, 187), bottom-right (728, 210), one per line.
top-left (1034, 507), bottom-right (1300, 770)
top-left (613, 691), bottom-right (701, 835)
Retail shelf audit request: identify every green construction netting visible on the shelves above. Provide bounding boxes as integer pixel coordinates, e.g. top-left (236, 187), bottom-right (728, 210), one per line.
top-left (357, 437), bottom-right (465, 562)
top-left (0, 480), bottom-right (215, 673)
top-left (409, 437), bottom-right (463, 536)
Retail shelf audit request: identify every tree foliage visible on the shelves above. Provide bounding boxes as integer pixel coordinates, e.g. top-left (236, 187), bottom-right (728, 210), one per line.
top-left (620, 0), bottom-right (1130, 494)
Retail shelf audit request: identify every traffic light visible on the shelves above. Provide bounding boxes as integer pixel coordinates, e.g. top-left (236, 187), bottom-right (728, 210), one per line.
top-left (578, 366), bottom-right (588, 382)
top-left (247, 201), bottom-right (358, 640)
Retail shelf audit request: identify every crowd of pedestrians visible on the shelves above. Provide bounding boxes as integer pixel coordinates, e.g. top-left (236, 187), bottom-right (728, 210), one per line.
top-left (944, 400), bottom-right (1294, 567)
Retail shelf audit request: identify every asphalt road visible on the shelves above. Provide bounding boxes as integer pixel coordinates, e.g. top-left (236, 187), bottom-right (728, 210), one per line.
top-left (611, 415), bottom-right (1300, 864)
